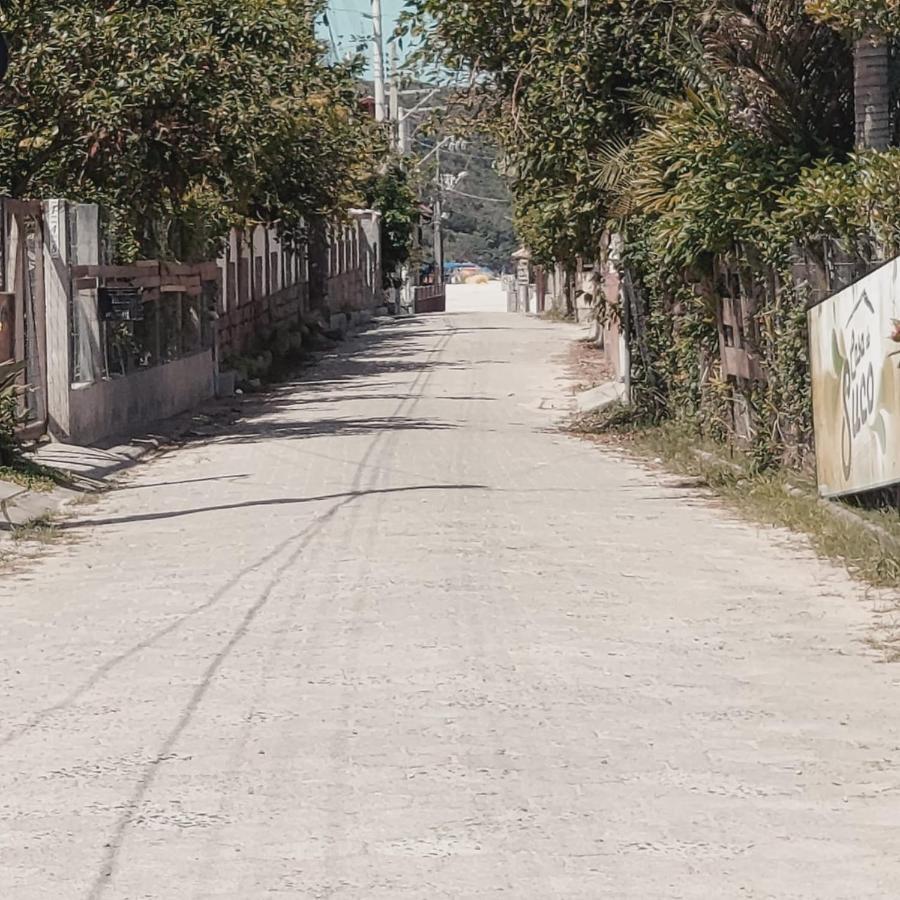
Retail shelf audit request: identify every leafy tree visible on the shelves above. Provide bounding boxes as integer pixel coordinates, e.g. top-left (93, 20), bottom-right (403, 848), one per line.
top-left (403, 0), bottom-right (693, 264)
top-left (366, 161), bottom-right (419, 288)
top-left (0, 0), bottom-right (380, 260)
top-left (408, 0), bottom-right (868, 462)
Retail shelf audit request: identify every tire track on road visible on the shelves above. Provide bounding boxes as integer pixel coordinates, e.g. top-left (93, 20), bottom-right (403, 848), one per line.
top-left (88, 317), bottom-right (459, 898)
top-left (0, 325), bottom-right (457, 754)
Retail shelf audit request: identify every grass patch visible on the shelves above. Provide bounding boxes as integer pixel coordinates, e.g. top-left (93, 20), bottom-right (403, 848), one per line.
top-left (541, 307), bottom-right (575, 322)
top-left (0, 459), bottom-right (59, 492)
top-left (571, 412), bottom-right (900, 589)
top-left (11, 512), bottom-right (61, 544)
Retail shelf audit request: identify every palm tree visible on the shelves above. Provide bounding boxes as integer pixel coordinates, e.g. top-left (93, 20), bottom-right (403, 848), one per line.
top-left (593, 0), bottom-right (856, 218)
top-left (700, 0), bottom-right (854, 156)
top-left (854, 29), bottom-right (891, 149)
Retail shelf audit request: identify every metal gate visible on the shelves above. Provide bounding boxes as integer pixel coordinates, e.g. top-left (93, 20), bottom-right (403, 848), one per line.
top-left (1, 199), bottom-right (48, 438)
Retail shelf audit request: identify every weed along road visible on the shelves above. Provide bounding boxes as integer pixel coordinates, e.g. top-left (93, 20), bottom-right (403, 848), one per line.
top-left (2, 298), bottom-right (900, 898)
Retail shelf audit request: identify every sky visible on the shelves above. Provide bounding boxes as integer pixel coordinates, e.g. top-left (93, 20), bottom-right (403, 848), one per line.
top-left (320, 0), bottom-right (408, 74)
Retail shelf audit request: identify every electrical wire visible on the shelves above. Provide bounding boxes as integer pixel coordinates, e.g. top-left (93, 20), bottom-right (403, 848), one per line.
top-left (321, 5), bottom-right (341, 63)
top-left (325, 2), bottom-right (372, 63)
top-left (413, 135), bottom-right (499, 165)
top-left (445, 187), bottom-right (509, 204)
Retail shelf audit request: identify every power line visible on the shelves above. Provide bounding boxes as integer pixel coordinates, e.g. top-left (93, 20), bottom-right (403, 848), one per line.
top-left (322, 4), bottom-right (341, 62)
top-left (324, 3), bottom-right (372, 62)
top-left (413, 136), bottom-right (499, 165)
top-left (445, 187), bottom-right (510, 204)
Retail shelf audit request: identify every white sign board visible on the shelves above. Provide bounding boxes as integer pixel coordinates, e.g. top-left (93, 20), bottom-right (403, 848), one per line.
top-left (808, 258), bottom-right (900, 497)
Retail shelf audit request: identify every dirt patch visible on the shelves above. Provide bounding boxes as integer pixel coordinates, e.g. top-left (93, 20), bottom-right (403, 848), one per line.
top-left (567, 338), bottom-right (612, 393)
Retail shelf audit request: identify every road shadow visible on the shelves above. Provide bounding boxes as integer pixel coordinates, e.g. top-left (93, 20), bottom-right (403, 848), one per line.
top-left (192, 414), bottom-right (460, 447)
top-left (60, 482), bottom-right (489, 530)
top-left (175, 317), bottom-right (480, 448)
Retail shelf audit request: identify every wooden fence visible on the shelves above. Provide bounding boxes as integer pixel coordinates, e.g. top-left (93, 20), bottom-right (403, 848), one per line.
top-left (1, 199), bottom-right (47, 437)
top-left (69, 261), bottom-right (219, 380)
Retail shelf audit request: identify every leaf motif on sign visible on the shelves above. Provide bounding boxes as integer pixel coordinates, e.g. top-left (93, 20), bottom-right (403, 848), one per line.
top-left (872, 410), bottom-right (888, 454)
top-left (831, 328), bottom-right (844, 375)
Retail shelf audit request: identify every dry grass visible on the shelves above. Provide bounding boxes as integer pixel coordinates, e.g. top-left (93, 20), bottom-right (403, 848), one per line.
top-left (567, 338), bottom-right (613, 394)
top-left (11, 512), bottom-right (63, 545)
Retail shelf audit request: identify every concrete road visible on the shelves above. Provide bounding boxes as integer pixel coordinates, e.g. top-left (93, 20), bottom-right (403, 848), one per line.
top-left (1, 304), bottom-right (900, 899)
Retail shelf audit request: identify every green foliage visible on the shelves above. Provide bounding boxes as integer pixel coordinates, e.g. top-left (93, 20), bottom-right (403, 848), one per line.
top-left (754, 273), bottom-right (814, 466)
top-left (610, 91), bottom-right (806, 272)
top-left (806, 0), bottom-right (900, 36)
top-left (0, 0), bottom-right (380, 261)
top-left (619, 226), bottom-right (725, 430)
top-left (0, 361), bottom-right (25, 467)
top-left (773, 150), bottom-right (900, 255)
top-left (411, 0), bottom-right (887, 473)
top-left (590, 0), bottom-right (852, 463)
top-left (366, 162), bottom-right (419, 288)
top-left (404, 0), bottom-right (693, 264)
top-left (408, 0), bottom-right (852, 266)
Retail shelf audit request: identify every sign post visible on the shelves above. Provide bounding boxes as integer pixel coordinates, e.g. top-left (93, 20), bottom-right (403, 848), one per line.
top-left (808, 258), bottom-right (900, 497)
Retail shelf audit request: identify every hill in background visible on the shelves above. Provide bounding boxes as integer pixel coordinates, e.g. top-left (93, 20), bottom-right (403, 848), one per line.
top-left (428, 137), bottom-right (517, 274)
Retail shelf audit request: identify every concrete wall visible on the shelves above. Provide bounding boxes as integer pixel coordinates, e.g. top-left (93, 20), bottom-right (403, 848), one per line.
top-left (325, 211), bottom-right (382, 313)
top-left (599, 234), bottom-right (631, 383)
top-left (68, 350), bottom-right (215, 446)
top-left (37, 200), bottom-right (381, 447)
top-left (218, 210), bottom-right (382, 357)
top-left (217, 221), bottom-right (310, 359)
top-left (599, 263), bottom-right (625, 380)
top-left (574, 261), bottom-right (597, 324)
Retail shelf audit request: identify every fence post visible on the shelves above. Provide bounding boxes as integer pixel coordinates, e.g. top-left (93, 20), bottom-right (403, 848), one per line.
top-left (42, 199), bottom-right (72, 439)
top-left (71, 203), bottom-right (102, 383)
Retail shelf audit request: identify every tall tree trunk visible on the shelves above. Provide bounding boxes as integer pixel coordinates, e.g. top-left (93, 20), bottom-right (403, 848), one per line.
top-left (854, 31), bottom-right (892, 150)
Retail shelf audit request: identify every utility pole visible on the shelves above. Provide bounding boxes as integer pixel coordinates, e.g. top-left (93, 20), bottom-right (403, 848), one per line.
top-left (398, 112), bottom-right (410, 155)
top-left (389, 46), bottom-right (413, 154)
top-left (433, 194), bottom-right (444, 287)
top-left (396, 88), bottom-right (443, 155)
top-left (389, 43), bottom-right (401, 151)
top-left (433, 145), bottom-right (445, 285)
top-left (371, 0), bottom-right (386, 122)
